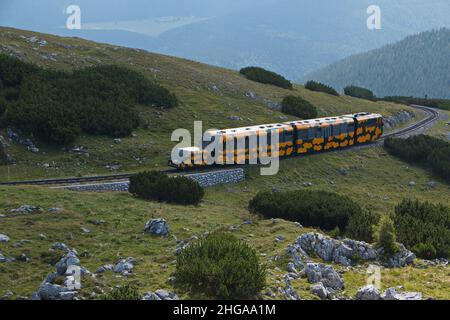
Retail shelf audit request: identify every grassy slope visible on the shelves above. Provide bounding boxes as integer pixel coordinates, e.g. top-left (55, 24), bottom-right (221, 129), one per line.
top-left (0, 26), bottom-right (416, 181)
top-left (0, 27), bottom-right (448, 299)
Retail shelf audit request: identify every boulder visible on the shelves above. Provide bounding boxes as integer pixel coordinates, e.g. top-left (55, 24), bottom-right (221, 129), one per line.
top-left (52, 242), bottom-right (69, 251)
top-left (379, 244), bottom-right (416, 268)
top-left (0, 234), bottom-right (10, 242)
top-left (356, 285), bottom-right (382, 300)
top-left (143, 289), bottom-right (179, 300)
top-left (304, 263), bottom-right (344, 290)
top-left (382, 288), bottom-right (422, 300)
top-left (310, 282), bottom-right (330, 300)
top-left (55, 250), bottom-right (80, 275)
top-left (144, 218), bottom-right (169, 236)
top-left (95, 264), bottom-right (114, 274)
top-left (34, 283), bottom-right (76, 300)
top-left (10, 205), bottom-right (43, 215)
top-left (113, 257), bottom-right (136, 275)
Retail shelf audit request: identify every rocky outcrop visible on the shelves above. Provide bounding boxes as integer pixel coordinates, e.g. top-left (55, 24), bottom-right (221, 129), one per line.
top-left (304, 263), bottom-right (344, 291)
top-left (310, 282), bottom-right (332, 300)
top-left (33, 246), bottom-right (90, 300)
top-left (10, 205), bottom-right (44, 215)
top-left (289, 232), bottom-right (415, 268)
top-left (144, 219), bottom-right (169, 236)
top-left (143, 289), bottom-right (179, 300)
top-left (384, 110), bottom-right (415, 130)
top-left (356, 285), bottom-right (423, 300)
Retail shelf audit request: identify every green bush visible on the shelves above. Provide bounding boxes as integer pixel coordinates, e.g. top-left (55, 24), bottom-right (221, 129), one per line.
top-left (0, 54), bottom-right (178, 145)
top-left (373, 215), bottom-right (399, 255)
top-left (344, 85), bottom-right (376, 101)
top-left (129, 171), bottom-right (204, 205)
top-left (281, 95), bottom-right (318, 119)
top-left (412, 243), bottom-right (437, 260)
top-left (394, 199), bottom-right (449, 259)
top-left (384, 135), bottom-right (450, 182)
top-left (304, 80), bottom-right (339, 96)
top-left (102, 284), bottom-right (142, 300)
top-left (240, 67), bottom-right (292, 89)
top-left (0, 147), bottom-right (6, 165)
top-left (175, 232), bottom-right (266, 299)
top-left (249, 190), bottom-right (365, 234)
top-left (346, 210), bottom-right (380, 243)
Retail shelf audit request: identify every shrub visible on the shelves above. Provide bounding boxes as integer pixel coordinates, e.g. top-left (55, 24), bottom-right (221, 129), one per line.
top-left (175, 232), bottom-right (266, 299)
top-left (344, 85), bottom-right (376, 101)
top-left (304, 80), bottom-right (339, 96)
top-left (394, 199), bottom-right (449, 259)
top-left (384, 135), bottom-right (450, 182)
top-left (373, 215), bottom-right (399, 255)
top-left (129, 171), bottom-right (204, 205)
top-left (281, 95), bottom-right (318, 119)
top-left (249, 190), bottom-right (363, 234)
top-left (240, 67), bottom-right (292, 89)
top-left (0, 54), bottom-right (178, 145)
top-left (0, 147), bottom-right (6, 165)
top-left (346, 210), bottom-right (380, 243)
top-left (412, 243), bottom-right (437, 260)
top-left (102, 284), bottom-right (142, 300)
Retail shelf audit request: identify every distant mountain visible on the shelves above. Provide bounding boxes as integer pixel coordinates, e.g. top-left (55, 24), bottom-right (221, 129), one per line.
top-left (304, 29), bottom-right (450, 99)
top-left (137, 0), bottom-right (450, 81)
top-left (2, 0), bottom-right (450, 81)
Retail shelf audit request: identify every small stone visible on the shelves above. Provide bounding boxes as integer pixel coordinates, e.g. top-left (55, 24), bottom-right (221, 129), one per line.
top-left (48, 208), bottom-right (62, 213)
top-left (0, 234), bottom-right (10, 242)
top-left (80, 227), bottom-right (91, 234)
top-left (409, 181), bottom-right (416, 186)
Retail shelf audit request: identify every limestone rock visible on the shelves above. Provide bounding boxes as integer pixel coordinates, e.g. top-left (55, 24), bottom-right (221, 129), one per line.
top-left (144, 218), bottom-right (169, 236)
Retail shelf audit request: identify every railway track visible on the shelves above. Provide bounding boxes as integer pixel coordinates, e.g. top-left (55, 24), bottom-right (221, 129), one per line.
top-left (0, 105), bottom-right (440, 187)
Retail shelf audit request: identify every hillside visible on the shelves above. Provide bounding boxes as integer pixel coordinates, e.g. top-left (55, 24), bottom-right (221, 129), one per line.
top-left (0, 26), bottom-right (415, 181)
top-left (0, 27), bottom-right (449, 301)
top-left (305, 29), bottom-right (450, 99)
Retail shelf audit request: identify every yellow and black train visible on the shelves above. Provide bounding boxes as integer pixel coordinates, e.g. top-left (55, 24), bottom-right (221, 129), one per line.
top-left (170, 112), bottom-right (383, 169)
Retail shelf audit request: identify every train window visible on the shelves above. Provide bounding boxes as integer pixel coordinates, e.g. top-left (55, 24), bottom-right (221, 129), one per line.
top-left (307, 128), bottom-right (314, 140)
top-left (323, 126), bottom-right (332, 138)
top-left (315, 127), bottom-right (322, 138)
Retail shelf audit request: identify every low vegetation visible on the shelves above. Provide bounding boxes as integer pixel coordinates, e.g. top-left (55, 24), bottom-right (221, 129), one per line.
top-left (174, 232), bottom-right (266, 299)
top-left (384, 135), bottom-right (450, 182)
top-left (239, 66), bottom-right (292, 89)
top-left (0, 147), bottom-right (7, 165)
top-left (101, 284), bottom-right (142, 300)
top-left (0, 54), bottom-right (178, 145)
top-left (394, 199), bottom-right (449, 259)
top-left (249, 189), bottom-right (375, 240)
top-left (344, 85), bottom-right (376, 101)
top-left (281, 95), bottom-right (318, 119)
top-left (373, 215), bottom-right (399, 255)
top-left (128, 171), bottom-right (204, 205)
top-left (304, 80), bottom-right (339, 96)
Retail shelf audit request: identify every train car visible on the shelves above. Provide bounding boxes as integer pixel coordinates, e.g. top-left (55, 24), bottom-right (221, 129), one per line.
top-left (169, 112), bottom-right (383, 169)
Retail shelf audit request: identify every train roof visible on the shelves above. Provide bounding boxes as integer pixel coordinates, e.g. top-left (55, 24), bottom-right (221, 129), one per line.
top-left (209, 113), bottom-right (382, 136)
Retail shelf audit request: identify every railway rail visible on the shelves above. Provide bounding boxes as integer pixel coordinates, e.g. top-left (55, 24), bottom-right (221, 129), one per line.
top-left (0, 105), bottom-right (440, 187)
